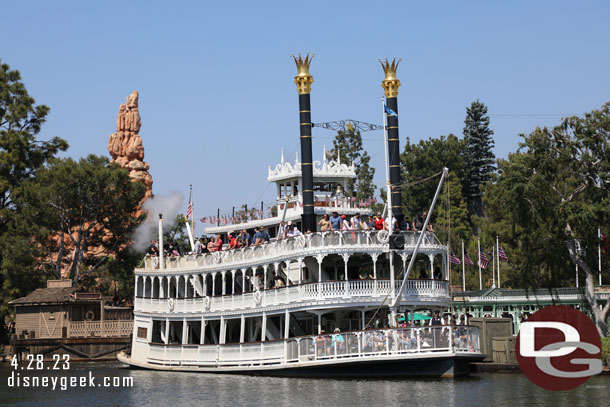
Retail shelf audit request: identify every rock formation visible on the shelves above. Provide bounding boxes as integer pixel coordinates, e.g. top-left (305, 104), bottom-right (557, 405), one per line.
top-left (108, 91), bottom-right (153, 199)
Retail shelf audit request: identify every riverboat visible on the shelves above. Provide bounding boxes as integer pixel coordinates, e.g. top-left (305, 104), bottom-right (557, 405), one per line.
top-left (117, 55), bottom-right (484, 376)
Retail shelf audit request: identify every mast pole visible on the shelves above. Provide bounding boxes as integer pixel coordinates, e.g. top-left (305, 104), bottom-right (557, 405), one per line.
top-left (462, 240), bottom-right (466, 292)
top-left (391, 168), bottom-right (448, 310)
top-left (478, 238), bottom-right (482, 290)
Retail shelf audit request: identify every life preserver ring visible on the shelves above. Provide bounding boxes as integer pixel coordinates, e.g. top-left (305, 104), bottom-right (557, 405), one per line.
top-left (253, 290), bottom-right (262, 306)
top-left (167, 298), bottom-right (175, 312)
top-left (295, 235), bottom-right (306, 248)
top-left (213, 251), bottom-right (222, 264)
top-left (85, 310), bottom-right (95, 321)
top-left (377, 230), bottom-right (389, 244)
top-left (203, 296), bottom-right (210, 311)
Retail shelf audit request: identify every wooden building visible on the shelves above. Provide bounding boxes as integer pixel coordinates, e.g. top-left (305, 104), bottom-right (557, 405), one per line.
top-left (9, 280), bottom-right (133, 361)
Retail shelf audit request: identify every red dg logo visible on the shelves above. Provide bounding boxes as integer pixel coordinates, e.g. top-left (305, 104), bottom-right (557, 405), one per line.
top-left (516, 305), bottom-right (602, 391)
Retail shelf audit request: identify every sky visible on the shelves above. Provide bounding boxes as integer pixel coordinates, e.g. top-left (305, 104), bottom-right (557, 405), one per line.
top-left (2, 1), bottom-right (609, 231)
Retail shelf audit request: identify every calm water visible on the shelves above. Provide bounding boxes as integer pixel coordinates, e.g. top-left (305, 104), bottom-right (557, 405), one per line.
top-left (1, 362), bottom-right (608, 407)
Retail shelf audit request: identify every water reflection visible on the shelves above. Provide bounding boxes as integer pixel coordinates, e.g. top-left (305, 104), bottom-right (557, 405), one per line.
top-left (1, 363), bottom-right (608, 407)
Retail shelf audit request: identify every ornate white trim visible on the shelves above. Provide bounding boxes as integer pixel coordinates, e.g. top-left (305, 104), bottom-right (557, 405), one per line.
top-left (268, 158), bottom-right (356, 182)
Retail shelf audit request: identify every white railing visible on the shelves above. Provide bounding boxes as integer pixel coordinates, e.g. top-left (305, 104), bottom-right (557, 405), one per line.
top-left (146, 326), bottom-right (481, 368)
top-left (134, 279), bottom-right (450, 314)
top-left (68, 320), bottom-right (133, 338)
top-left (142, 231), bottom-right (444, 271)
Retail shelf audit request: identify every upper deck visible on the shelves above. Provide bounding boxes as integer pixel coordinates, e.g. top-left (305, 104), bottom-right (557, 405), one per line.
top-left (140, 230), bottom-right (446, 275)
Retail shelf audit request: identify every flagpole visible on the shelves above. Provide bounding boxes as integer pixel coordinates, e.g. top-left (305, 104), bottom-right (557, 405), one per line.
top-left (478, 238), bottom-right (482, 290)
top-left (496, 235), bottom-right (500, 288)
top-left (189, 185), bottom-right (194, 236)
top-left (599, 227), bottom-right (602, 286)
top-left (491, 241), bottom-right (496, 288)
top-left (462, 240), bottom-right (466, 291)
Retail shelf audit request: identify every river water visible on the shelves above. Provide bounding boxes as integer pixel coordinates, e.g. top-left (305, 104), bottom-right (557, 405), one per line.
top-left (1, 362), bottom-right (608, 407)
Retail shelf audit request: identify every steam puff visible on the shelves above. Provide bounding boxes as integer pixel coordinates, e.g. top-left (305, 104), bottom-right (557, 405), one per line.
top-left (132, 191), bottom-right (184, 252)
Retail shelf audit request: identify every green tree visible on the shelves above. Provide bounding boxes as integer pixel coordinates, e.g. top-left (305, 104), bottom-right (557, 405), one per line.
top-left (484, 103), bottom-right (610, 335)
top-left (0, 60), bottom-right (68, 230)
top-left (400, 134), bottom-right (467, 226)
top-left (330, 128), bottom-right (376, 201)
top-left (0, 60), bottom-right (68, 339)
top-left (461, 100), bottom-right (495, 222)
top-left (3, 155), bottom-right (145, 285)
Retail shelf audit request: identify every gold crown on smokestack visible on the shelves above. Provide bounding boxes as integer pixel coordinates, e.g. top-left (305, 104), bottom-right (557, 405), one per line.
top-left (291, 52), bottom-right (314, 94)
top-left (379, 57), bottom-right (401, 98)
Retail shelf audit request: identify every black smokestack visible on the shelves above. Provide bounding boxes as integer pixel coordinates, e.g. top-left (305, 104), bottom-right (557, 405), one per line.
top-left (380, 58), bottom-right (404, 227)
top-left (292, 53), bottom-right (316, 233)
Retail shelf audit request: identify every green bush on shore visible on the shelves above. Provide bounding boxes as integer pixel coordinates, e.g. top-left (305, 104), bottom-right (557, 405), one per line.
top-left (602, 337), bottom-right (610, 367)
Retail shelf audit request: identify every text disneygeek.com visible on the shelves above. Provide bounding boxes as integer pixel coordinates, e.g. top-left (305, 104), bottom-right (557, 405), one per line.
top-left (8, 371), bottom-right (134, 391)
top-left (7, 354), bottom-right (133, 391)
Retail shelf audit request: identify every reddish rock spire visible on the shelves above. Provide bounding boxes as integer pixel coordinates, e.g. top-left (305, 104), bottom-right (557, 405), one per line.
top-left (108, 91), bottom-right (153, 199)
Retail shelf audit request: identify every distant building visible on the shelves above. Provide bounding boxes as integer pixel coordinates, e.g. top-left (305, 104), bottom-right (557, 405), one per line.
top-left (9, 280), bottom-right (132, 340)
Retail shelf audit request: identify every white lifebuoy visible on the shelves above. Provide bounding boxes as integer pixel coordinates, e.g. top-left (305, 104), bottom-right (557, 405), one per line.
top-left (85, 310), bottom-right (95, 321)
top-left (296, 235), bottom-right (306, 248)
top-left (377, 230), bottom-right (390, 244)
top-left (167, 298), bottom-right (175, 312)
top-left (203, 295), bottom-right (210, 311)
top-left (213, 251), bottom-right (222, 264)
top-left (253, 290), bottom-right (262, 306)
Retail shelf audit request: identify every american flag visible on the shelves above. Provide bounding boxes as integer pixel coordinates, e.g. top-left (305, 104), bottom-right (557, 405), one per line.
top-left (464, 252), bottom-right (474, 266)
top-left (478, 249), bottom-right (489, 269)
top-left (185, 200), bottom-right (193, 220)
top-left (498, 245), bottom-right (509, 262)
top-left (449, 252), bottom-right (461, 265)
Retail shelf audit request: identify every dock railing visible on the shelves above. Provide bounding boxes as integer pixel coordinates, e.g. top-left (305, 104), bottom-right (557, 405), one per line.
top-left (68, 320), bottom-right (133, 338)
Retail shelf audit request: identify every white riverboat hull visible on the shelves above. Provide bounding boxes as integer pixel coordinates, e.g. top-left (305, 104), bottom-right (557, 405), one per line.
top-left (117, 350), bottom-right (483, 377)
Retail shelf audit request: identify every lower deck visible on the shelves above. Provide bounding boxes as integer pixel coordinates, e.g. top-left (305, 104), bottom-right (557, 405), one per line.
top-left (123, 325), bottom-right (483, 377)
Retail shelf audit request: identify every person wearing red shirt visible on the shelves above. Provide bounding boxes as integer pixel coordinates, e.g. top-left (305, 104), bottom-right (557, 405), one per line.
top-left (227, 234), bottom-right (238, 250)
top-left (374, 213), bottom-right (385, 230)
top-left (214, 234), bottom-right (223, 252)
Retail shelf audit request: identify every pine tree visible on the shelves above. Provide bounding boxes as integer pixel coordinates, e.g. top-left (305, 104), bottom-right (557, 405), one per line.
top-left (461, 100), bottom-right (495, 220)
top-left (330, 128), bottom-right (376, 202)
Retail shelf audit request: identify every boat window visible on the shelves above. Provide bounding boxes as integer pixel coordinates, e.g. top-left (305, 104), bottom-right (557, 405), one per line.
top-left (313, 182), bottom-right (333, 192)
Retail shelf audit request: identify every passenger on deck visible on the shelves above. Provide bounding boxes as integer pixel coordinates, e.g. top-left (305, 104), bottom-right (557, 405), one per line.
top-left (331, 328), bottom-right (345, 353)
top-left (374, 213), bottom-right (385, 230)
top-left (201, 237), bottom-right (210, 254)
top-left (259, 227), bottom-right (270, 243)
top-left (340, 215), bottom-right (351, 230)
top-left (227, 234), bottom-right (239, 250)
top-left (194, 238), bottom-right (203, 254)
top-left (318, 214), bottom-right (331, 232)
top-left (278, 220), bottom-right (287, 239)
top-left (252, 227), bottom-right (262, 245)
top-left (329, 212), bottom-right (341, 231)
top-left (358, 266), bottom-right (372, 280)
top-left (207, 237), bottom-right (217, 253)
top-left (350, 213), bottom-right (361, 230)
top-left (412, 213), bottom-right (424, 231)
top-left (286, 222), bottom-right (302, 237)
top-left (214, 235), bottom-right (223, 252)
top-left (147, 240), bottom-right (158, 256)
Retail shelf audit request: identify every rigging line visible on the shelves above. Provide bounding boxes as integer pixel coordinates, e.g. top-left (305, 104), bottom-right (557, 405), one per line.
top-left (391, 170), bottom-right (444, 192)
